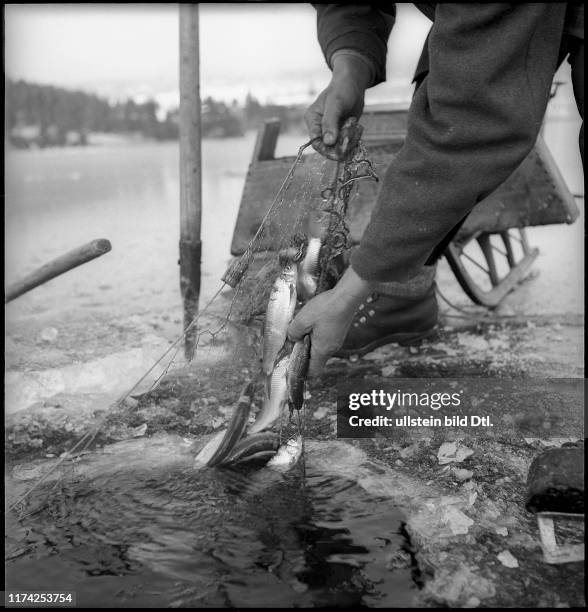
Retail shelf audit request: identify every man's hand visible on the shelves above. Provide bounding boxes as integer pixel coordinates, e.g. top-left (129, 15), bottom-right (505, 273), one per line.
top-left (288, 267), bottom-right (373, 376)
top-left (305, 53), bottom-right (372, 156)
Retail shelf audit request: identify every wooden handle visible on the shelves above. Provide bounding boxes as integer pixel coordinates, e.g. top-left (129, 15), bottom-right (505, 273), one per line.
top-left (5, 238), bottom-right (112, 303)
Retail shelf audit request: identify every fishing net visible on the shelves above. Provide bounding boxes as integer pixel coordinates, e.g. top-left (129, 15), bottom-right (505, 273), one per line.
top-left (204, 120), bottom-right (379, 442)
top-left (7, 118), bottom-right (379, 514)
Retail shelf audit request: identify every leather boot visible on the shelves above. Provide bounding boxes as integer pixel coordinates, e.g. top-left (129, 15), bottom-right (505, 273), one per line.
top-left (335, 271), bottom-right (438, 358)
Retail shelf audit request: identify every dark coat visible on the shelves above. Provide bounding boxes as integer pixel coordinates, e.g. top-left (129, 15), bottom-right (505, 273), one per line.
top-left (314, 3), bottom-right (582, 283)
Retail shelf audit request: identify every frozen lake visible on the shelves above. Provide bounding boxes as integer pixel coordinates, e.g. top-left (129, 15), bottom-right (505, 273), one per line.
top-left (5, 99), bottom-right (583, 327)
top-left (5, 130), bottom-right (308, 312)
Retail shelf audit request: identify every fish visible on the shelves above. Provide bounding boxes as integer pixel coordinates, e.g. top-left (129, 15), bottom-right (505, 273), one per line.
top-left (194, 381), bottom-right (254, 467)
top-left (267, 436), bottom-right (304, 471)
top-left (287, 335), bottom-right (311, 414)
top-left (262, 255), bottom-right (297, 376)
top-left (238, 450), bottom-right (279, 464)
top-left (250, 353), bottom-right (289, 434)
top-left (297, 237), bottom-right (321, 301)
top-left (219, 431), bottom-right (280, 466)
top-left (194, 430), bottom-right (227, 467)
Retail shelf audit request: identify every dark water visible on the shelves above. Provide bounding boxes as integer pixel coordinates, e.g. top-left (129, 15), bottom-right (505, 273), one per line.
top-left (6, 458), bottom-right (418, 608)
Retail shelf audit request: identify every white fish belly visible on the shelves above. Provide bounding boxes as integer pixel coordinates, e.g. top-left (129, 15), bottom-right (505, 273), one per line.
top-left (262, 279), bottom-right (295, 374)
top-left (250, 360), bottom-right (288, 434)
top-left (267, 436), bottom-right (303, 471)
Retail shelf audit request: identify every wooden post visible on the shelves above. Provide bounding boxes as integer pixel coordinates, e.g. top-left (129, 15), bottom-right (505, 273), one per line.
top-left (252, 118), bottom-right (281, 162)
top-left (179, 3), bottom-right (202, 360)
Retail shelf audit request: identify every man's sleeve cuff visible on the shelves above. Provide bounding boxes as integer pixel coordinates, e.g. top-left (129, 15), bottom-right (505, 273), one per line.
top-left (350, 246), bottom-right (426, 285)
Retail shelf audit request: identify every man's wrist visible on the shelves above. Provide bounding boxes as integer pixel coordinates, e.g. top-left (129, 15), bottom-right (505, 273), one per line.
top-left (334, 266), bottom-right (374, 307)
top-left (331, 50), bottom-right (375, 90)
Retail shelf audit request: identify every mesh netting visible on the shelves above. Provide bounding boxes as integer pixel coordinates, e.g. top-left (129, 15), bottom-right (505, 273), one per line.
top-left (8, 120), bottom-right (379, 512)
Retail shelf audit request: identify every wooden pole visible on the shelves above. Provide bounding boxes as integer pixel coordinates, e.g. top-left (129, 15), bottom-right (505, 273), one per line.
top-left (179, 3), bottom-right (202, 360)
top-left (5, 238), bottom-right (112, 303)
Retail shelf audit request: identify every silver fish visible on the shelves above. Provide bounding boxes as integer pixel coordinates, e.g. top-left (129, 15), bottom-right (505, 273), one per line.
top-left (287, 335), bottom-right (311, 414)
top-left (194, 381), bottom-right (254, 467)
top-left (219, 431), bottom-right (280, 466)
top-left (193, 430), bottom-right (226, 467)
top-left (297, 237), bottom-right (321, 301)
top-left (250, 354), bottom-right (289, 434)
top-left (267, 436), bottom-right (303, 471)
top-left (239, 450), bottom-right (279, 464)
top-left (262, 257), bottom-right (297, 375)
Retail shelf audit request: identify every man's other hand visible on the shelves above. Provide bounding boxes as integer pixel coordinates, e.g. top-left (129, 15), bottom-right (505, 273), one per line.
top-left (287, 266), bottom-right (372, 376)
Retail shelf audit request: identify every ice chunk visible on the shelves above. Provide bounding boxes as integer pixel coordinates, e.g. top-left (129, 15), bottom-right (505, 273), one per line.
top-left (5, 339), bottom-right (170, 414)
top-left (438, 441), bottom-right (474, 465)
top-left (497, 550), bottom-right (519, 568)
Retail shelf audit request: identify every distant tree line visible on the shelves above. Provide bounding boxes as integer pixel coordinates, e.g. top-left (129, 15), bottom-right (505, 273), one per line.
top-left (5, 79), bottom-right (305, 148)
top-left (242, 93), bottom-right (305, 134)
top-left (198, 93), bottom-right (305, 138)
top-left (5, 79), bottom-right (179, 147)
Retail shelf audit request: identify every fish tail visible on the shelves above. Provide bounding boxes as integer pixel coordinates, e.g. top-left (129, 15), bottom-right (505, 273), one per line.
top-left (206, 379), bottom-right (254, 467)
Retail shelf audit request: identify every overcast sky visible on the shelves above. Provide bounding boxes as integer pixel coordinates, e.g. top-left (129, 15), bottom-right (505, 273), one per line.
top-left (4, 4), bottom-right (431, 106)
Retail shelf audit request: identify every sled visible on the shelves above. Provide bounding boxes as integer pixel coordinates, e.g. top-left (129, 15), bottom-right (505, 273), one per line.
top-left (230, 109), bottom-right (579, 308)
